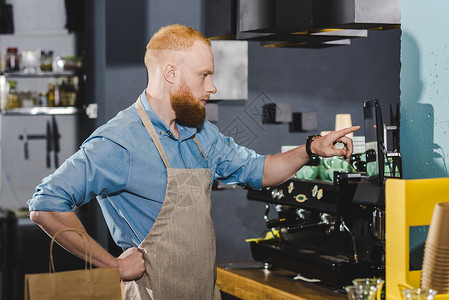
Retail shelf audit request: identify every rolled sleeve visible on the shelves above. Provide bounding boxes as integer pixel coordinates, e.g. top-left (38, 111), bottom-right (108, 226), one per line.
top-left (203, 126), bottom-right (265, 190)
top-left (27, 136), bottom-right (130, 212)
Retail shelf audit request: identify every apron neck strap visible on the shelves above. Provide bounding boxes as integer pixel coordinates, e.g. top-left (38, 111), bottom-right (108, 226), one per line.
top-left (135, 99), bottom-right (170, 168)
top-left (192, 135), bottom-right (207, 160)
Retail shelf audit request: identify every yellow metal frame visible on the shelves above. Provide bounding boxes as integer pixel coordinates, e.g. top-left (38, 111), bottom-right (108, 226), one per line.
top-left (386, 178), bottom-right (449, 299)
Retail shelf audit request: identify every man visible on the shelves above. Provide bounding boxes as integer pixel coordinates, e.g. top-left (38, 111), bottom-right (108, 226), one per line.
top-left (28, 24), bottom-right (359, 299)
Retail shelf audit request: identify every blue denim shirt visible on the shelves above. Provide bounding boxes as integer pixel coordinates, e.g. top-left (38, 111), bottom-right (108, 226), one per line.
top-left (28, 90), bottom-right (265, 249)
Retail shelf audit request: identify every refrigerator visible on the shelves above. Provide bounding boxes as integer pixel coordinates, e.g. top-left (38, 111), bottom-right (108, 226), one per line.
top-left (0, 108), bottom-right (79, 210)
top-left (0, 108), bottom-right (85, 300)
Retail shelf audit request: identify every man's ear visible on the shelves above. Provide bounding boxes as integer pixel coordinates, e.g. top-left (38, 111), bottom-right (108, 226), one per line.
top-left (163, 64), bottom-right (177, 84)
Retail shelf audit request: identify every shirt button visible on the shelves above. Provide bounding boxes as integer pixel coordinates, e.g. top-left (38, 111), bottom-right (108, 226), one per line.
top-left (159, 131), bottom-right (163, 135)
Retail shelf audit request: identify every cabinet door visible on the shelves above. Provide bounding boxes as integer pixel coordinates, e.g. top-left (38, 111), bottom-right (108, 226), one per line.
top-left (0, 114), bottom-right (78, 209)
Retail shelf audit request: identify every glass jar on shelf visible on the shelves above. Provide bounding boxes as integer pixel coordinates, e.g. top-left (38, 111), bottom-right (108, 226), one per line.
top-left (40, 50), bottom-right (53, 72)
top-left (21, 91), bottom-right (36, 107)
top-left (5, 47), bottom-right (20, 72)
top-left (21, 50), bottom-right (40, 73)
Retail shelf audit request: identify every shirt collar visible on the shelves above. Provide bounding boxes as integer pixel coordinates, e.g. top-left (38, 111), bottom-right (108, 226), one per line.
top-left (138, 90), bottom-right (198, 141)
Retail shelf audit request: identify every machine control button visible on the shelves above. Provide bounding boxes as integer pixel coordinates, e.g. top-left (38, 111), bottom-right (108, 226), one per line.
top-left (317, 189), bottom-right (324, 200)
top-left (295, 194), bottom-right (308, 203)
top-left (288, 182), bottom-right (294, 194)
top-left (277, 189), bottom-right (284, 200)
top-left (312, 185), bottom-right (318, 197)
top-left (271, 189), bottom-right (278, 199)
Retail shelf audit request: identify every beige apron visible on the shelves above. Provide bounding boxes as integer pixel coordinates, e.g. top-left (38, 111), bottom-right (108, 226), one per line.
top-left (124, 100), bottom-right (221, 300)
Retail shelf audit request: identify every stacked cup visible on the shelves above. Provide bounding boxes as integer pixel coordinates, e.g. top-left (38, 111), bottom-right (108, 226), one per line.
top-left (402, 288), bottom-right (437, 300)
top-left (344, 285), bottom-right (377, 300)
top-left (421, 202), bottom-right (449, 293)
top-left (335, 114), bottom-right (353, 138)
top-left (344, 278), bottom-right (384, 300)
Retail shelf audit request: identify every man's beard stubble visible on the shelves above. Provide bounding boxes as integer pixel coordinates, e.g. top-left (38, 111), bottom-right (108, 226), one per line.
top-left (170, 84), bottom-right (206, 127)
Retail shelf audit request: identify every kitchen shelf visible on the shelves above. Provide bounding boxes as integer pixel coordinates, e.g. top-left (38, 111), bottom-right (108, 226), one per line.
top-left (3, 71), bottom-right (77, 78)
top-left (1, 106), bottom-right (78, 115)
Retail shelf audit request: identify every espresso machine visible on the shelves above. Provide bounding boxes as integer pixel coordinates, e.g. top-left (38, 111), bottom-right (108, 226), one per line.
top-left (246, 169), bottom-right (386, 287)
top-left (246, 99), bottom-right (402, 287)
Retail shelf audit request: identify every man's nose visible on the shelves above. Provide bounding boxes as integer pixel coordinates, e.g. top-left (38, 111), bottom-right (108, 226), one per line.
top-left (206, 77), bottom-right (217, 94)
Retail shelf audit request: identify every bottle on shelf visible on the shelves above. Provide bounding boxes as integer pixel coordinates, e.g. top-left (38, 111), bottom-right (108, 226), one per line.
top-left (5, 80), bottom-right (20, 109)
top-left (0, 75), bottom-right (8, 110)
top-left (37, 91), bottom-right (48, 107)
top-left (62, 77), bottom-right (77, 106)
top-left (53, 78), bottom-right (61, 107)
top-left (47, 83), bottom-right (55, 107)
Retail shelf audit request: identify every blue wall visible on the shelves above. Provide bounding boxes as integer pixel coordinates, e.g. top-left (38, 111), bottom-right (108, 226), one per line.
top-left (400, 1), bottom-right (449, 179)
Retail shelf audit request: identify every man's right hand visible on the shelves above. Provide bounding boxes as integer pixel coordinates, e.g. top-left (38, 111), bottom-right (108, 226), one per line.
top-left (30, 211), bottom-right (146, 281)
top-left (117, 247), bottom-right (146, 281)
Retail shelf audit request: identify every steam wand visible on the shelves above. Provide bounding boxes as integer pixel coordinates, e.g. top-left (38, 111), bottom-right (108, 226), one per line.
top-left (340, 220), bottom-right (359, 263)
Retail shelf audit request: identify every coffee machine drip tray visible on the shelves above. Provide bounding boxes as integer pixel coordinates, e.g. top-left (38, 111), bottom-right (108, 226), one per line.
top-left (250, 240), bottom-right (383, 287)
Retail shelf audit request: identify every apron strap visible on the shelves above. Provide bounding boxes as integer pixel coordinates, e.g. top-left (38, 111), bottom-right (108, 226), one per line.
top-left (192, 136), bottom-right (207, 160)
top-left (135, 99), bottom-right (170, 168)
top-left (135, 97), bottom-right (209, 167)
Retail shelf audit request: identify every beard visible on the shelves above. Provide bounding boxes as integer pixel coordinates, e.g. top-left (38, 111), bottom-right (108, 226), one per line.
top-left (170, 83), bottom-right (206, 127)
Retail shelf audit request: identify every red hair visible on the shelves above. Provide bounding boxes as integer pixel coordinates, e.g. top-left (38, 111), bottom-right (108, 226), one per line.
top-left (146, 24), bottom-right (210, 51)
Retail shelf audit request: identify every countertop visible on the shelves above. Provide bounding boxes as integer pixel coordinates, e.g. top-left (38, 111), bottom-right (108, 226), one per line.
top-left (216, 262), bottom-right (347, 300)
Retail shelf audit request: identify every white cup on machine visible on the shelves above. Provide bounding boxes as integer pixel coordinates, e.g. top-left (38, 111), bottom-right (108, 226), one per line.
top-left (335, 114), bottom-right (353, 138)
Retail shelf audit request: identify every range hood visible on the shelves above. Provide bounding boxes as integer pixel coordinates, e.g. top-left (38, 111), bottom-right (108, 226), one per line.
top-left (204, 0), bottom-right (400, 48)
top-left (239, 0), bottom-right (314, 34)
top-left (313, 0), bottom-right (401, 29)
top-left (242, 29), bottom-right (367, 45)
top-left (239, 0), bottom-right (400, 33)
top-left (260, 38), bottom-right (352, 49)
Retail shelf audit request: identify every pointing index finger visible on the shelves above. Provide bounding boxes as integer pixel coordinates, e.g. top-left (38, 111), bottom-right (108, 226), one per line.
top-left (336, 126), bottom-right (360, 137)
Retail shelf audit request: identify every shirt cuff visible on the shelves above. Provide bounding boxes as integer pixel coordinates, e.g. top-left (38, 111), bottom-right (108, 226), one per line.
top-left (244, 155), bottom-right (266, 191)
top-left (27, 195), bottom-right (73, 212)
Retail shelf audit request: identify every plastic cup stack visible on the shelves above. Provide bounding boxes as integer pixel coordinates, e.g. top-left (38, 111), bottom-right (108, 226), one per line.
top-left (402, 288), bottom-right (437, 300)
top-left (421, 202), bottom-right (449, 294)
top-left (345, 278), bottom-right (384, 300)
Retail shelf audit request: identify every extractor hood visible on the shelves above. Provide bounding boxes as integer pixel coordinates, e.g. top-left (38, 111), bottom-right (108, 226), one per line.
top-left (239, 0), bottom-right (314, 34)
top-left (260, 38), bottom-right (352, 49)
top-left (204, 0), bottom-right (400, 48)
top-left (313, 0), bottom-right (401, 29)
top-left (239, 0), bottom-right (400, 34)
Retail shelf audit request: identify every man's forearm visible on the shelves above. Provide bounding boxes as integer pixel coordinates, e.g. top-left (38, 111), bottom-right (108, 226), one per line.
top-left (262, 145), bottom-right (309, 187)
top-left (30, 210), bottom-right (146, 281)
top-left (30, 211), bottom-right (118, 269)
